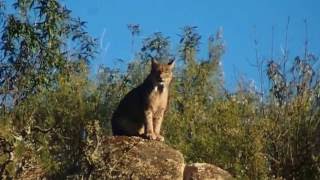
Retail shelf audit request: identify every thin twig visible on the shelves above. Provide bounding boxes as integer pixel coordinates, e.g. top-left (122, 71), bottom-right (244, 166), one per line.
top-left (304, 19), bottom-right (309, 60)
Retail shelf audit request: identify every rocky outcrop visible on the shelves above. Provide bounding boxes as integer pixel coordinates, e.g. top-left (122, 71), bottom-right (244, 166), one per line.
top-left (184, 163), bottom-right (233, 180)
top-left (85, 136), bottom-right (185, 179)
top-left (17, 136), bottom-right (232, 179)
top-left (84, 136), bottom-right (232, 179)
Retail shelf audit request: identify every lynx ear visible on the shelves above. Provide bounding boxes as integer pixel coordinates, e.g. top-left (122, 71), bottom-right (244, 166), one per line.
top-left (168, 58), bottom-right (175, 69)
top-left (151, 59), bottom-right (159, 69)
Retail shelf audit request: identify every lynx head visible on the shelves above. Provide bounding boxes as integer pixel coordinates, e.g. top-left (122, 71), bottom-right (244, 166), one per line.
top-left (150, 58), bottom-right (175, 87)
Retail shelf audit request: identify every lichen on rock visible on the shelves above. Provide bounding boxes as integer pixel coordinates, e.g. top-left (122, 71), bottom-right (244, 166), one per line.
top-left (184, 163), bottom-right (233, 180)
top-left (86, 136), bottom-right (185, 179)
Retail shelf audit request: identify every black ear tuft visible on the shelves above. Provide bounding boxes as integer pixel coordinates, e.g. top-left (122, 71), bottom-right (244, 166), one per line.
top-left (168, 57), bottom-right (175, 67)
top-left (151, 59), bottom-right (159, 69)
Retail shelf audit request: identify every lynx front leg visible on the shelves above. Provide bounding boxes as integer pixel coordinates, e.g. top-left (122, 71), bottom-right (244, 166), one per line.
top-left (144, 110), bottom-right (157, 140)
top-left (153, 109), bottom-right (165, 141)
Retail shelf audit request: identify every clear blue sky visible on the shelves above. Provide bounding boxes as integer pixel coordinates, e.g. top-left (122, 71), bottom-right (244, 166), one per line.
top-left (64, 0), bottom-right (320, 90)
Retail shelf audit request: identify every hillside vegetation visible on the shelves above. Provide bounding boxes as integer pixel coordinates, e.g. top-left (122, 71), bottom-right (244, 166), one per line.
top-left (0, 1), bottom-right (319, 179)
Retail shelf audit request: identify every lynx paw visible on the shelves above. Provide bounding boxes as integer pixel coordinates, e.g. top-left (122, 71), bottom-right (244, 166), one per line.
top-left (156, 134), bottom-right (164, 141)
top-left (145, 133), bottom-right (157, 140)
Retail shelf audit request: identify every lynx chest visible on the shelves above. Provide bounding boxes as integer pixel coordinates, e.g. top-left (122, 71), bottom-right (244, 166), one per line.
top-left (148, 85), bottom-right (169, 112)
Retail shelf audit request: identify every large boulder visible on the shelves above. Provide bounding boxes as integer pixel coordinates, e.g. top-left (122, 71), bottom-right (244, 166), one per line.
top-left (87, 136), bottom-right (185, 179)
top-left (16, 135), bottom-right (233, 179)
top-left (184, 163), bottom-right (233, 180)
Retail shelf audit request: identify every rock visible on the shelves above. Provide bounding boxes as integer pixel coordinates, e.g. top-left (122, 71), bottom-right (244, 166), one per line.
top-left (88, 136), bottom-right (185, 179)
top-left (184, 163), bottom-right (233, 180)
top-left (14, 135), bottom-right (233, 179)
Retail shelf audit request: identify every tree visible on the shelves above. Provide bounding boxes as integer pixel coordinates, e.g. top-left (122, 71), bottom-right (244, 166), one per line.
top-left (140, 32), bottom-right (171, 62)
top-left (0, 0), bottom-right (97, 107)
top-left (0, 0), bottom-right (97, 177)
top-left (127, 23), bottom-right (140, 53)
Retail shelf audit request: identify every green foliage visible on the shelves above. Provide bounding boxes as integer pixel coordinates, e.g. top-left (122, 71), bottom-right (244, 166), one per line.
top-left (0, 0), bottom-right (98, 178)
top-left (162, 27), bottom-right (270, 179)
top-left (264, 53), bottom-right (320, 179)
top-left (105, 25), bottom-right (319, 179)
top-left (0, 0), bottom-right (97, 106)
top-left (0, 64), bottom-right (97, 176)
top-left (0, 1), bottom-right (319, 179)
top-left (140, 32), bottom-right (171, 62)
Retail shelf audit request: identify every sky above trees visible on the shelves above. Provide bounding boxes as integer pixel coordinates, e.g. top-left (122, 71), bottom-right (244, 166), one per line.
top-left (66, 0), bottom-right (320, 89)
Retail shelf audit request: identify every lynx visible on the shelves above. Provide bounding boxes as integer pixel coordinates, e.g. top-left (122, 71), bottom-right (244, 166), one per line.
top-left (111, 59), bottom-right (175, 141)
